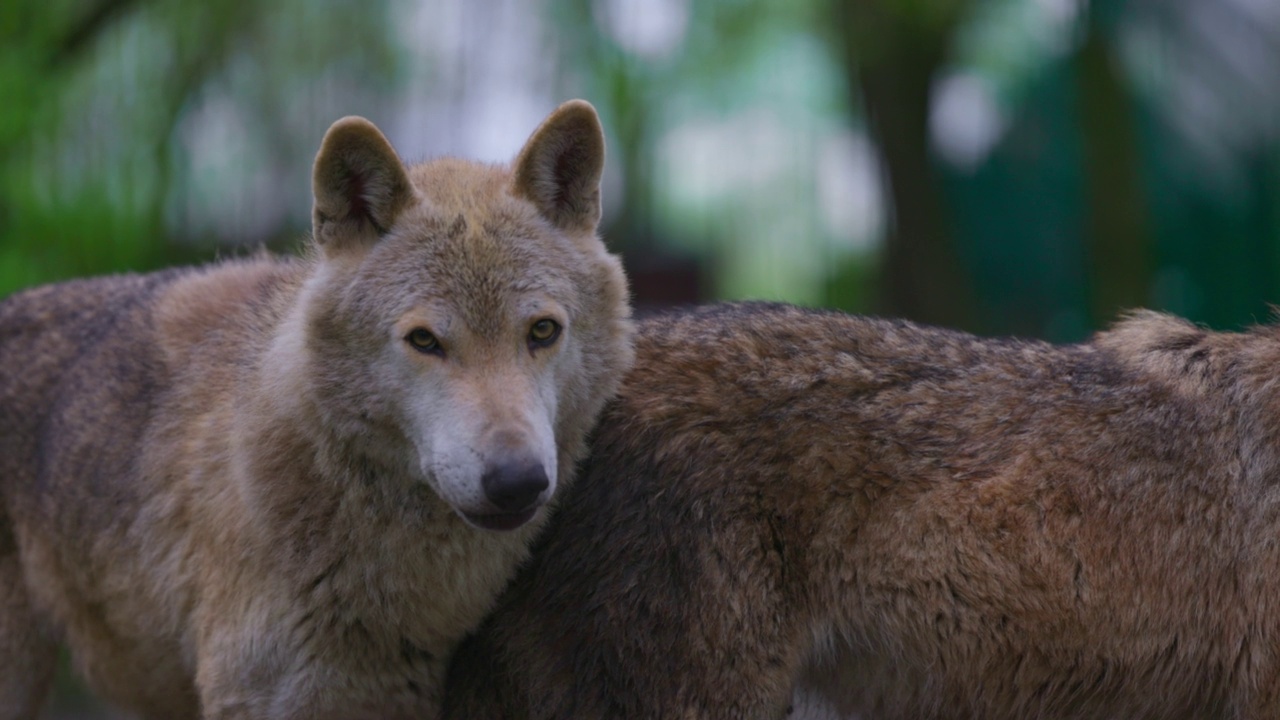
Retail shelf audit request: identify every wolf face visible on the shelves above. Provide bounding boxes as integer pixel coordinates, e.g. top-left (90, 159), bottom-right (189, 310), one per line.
top-left (295, 101), bottom-right (630, 531)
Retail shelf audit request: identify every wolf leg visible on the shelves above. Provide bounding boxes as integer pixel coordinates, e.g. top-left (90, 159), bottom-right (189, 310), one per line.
top-left (0, 542), bottom-right (58, 720)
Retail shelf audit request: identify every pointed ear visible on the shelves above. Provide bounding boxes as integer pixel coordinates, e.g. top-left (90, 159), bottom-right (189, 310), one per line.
top-left (312, 116), bottom-right (416, 251)
top-left (512, 100), bottom-right (606, 234)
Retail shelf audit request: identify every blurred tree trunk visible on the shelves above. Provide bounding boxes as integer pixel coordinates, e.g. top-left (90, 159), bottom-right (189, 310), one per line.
top-left (831, 0), bottom-right (977, 331)
top-left (47, 0), bottom-right (145, 68)
top-left (1074, 13), bottom-right (1153, 325)
top-left (599, 66), bottom-right (706, 309)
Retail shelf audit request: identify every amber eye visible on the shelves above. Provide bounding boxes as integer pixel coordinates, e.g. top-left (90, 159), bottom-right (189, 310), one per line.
top-left (528, 319), bottom-right (561, 348)
top-left (405, 328), bottom-right (441, 354)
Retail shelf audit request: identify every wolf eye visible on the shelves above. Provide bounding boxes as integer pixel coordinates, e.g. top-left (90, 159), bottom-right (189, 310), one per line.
top-left (405, 328), bottom-right (441, 354)
top-left (528, 319), bottom-right (561, 348)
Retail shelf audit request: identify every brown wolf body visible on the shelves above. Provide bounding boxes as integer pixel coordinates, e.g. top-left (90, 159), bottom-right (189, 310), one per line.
top-left (444, 302), bottom-right (1280, 720)
top-left (0, 100), bottom-right (632, 719)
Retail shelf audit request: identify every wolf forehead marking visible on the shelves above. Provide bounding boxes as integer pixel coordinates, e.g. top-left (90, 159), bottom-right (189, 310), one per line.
top-left (343, 226), bottom-right (579, 330)
top-left (408, 250), bottom-right (577, 332)
top-left (445, 213), bottom-right (468, 238)
top-left (417, 233), bottom-right (579, 315)
top-left (394, 211), bottom-right (577, 277)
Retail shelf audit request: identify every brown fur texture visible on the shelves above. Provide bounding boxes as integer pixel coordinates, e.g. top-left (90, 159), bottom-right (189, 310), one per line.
top-left (443, 302), bottom-right (1280, 720)
top-left (0, 100), bottom-right (633, 719)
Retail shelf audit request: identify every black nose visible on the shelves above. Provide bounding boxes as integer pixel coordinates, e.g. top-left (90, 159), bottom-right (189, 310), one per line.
top-left (481, 461), bottom-right (549, 513)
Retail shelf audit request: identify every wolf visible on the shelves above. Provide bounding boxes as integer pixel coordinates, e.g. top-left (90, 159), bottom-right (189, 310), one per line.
top-left (0, 99), bottom-right (633, 719)
top-left (443, 301), bottom-right (1280, 720)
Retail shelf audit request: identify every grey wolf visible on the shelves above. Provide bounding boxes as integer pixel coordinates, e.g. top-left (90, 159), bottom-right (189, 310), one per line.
top-left (444, 301), bottom-right (1280, 719)
top-left (0, 99), bottom-right (633, 719)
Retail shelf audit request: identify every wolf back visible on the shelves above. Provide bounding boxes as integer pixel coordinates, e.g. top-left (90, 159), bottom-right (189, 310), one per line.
top-left (445, 301), bottom-right (1280, 720)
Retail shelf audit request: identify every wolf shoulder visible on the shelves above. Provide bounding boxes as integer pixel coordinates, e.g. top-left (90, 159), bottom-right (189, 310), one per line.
top-left (0, 257), bottom-right (304, 491)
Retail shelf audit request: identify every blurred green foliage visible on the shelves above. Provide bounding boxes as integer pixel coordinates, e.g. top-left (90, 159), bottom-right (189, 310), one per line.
top-left (0, 0), bottom-right (402, 293)
top-left (5, 0), bottom-right (1280, 344)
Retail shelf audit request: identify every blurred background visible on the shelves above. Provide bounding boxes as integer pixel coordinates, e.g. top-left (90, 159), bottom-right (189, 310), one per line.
top-left (5, 0), bottom-right (1280, 344)
top-left (3, 0), bottom-right (1280, 713)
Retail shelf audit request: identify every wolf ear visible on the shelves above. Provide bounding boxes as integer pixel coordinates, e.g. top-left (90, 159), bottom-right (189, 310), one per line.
top-left (312, 116), bottom-right (416, 251)
top-left (512, 100), bottom-right (605, 235)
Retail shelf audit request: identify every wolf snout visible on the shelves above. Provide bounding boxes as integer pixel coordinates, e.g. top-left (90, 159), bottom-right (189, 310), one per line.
top-left (481, 460), bottom-right (549, 513)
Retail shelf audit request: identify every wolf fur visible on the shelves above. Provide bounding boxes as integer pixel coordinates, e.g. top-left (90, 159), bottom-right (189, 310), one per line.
top-left (443, 301), bottom-right (1280, 720)
top-left (0, 100), bottom-right (633, 719)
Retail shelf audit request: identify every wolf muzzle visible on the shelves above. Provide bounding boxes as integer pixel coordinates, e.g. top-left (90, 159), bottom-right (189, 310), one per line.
top-left (481, 460), bottom-right (549, 513)
top-left (457, 459), bottom-right (549, 531)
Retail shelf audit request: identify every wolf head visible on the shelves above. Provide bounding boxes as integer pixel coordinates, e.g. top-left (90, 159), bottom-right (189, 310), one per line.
top-left (296, 101), bottom-right (632, 531)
